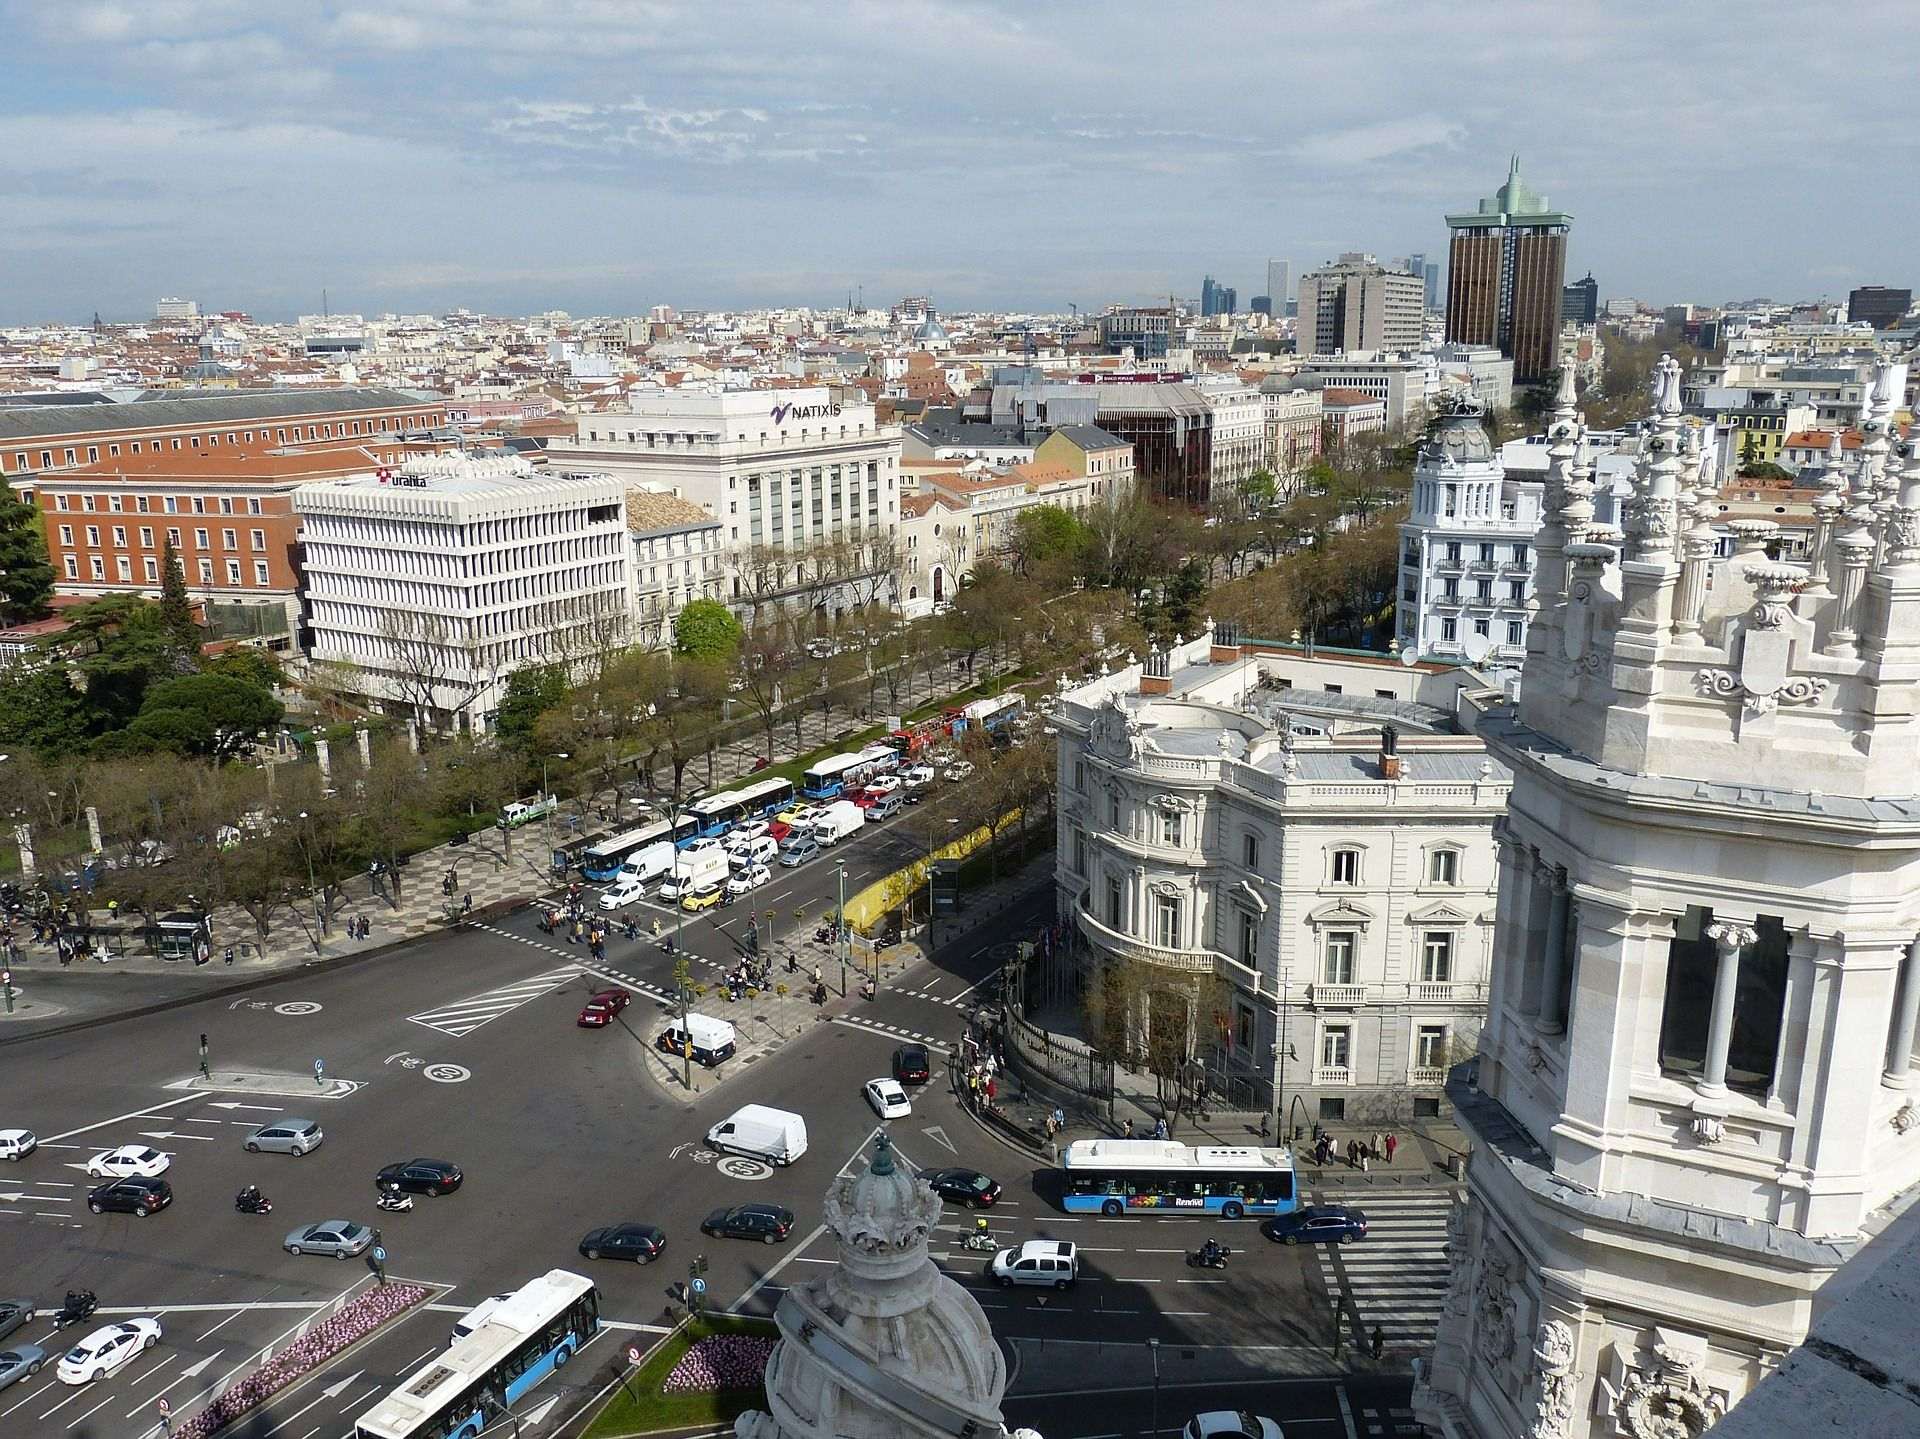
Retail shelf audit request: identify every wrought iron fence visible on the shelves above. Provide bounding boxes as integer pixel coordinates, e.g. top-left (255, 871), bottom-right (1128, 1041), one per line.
top-left (1005, 1005), bottom-right (1114, 1100)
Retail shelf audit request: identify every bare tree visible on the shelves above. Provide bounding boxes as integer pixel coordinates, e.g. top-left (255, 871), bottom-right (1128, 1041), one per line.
top-left (377, 610), bottom-right (495, 737)
top-left (1081, 958), bottom-right (1234, 1126)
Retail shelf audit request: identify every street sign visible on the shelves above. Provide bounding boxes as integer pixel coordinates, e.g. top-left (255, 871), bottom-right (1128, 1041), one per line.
top-left (626, 1343), bottom-right (643, 1366)
top-left (156, 1397), bottom-right (170, 1415)
top-left (372, 1245), bottom-right (387, 1264)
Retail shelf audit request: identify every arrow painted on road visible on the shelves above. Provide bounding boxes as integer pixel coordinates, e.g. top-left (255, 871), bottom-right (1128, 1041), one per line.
top-left (519, 1395), bottom-right (560, 1427)
top-left (319, 1368), bottom-right (364, 1399)
top-left (208, 1102), bottom-right (282, 1112)
top-left (921, 1124), bottom-right (956, 1155)
top-left (0, 1192), bottom-right (71, 1203)
top-left (179, 1353), bottom-right (218, 1379)
top-left (139, 1130), bottom-right (213, 1142)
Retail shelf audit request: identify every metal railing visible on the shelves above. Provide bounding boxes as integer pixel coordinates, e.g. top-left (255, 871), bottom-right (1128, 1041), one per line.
top-left (1004, 1004), bottom-right (1115, 1101)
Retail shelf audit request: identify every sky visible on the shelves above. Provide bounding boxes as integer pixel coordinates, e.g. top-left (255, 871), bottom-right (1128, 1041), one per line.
top-left (2, 0), bottom-right (1915, 324)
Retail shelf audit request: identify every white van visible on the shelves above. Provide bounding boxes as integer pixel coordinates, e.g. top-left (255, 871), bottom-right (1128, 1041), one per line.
top-left (620, 840), bottom-right (678, 885)
top-left (706, 1103), bottom-right (808, 1166)
top-left (810, 800), bottom-right (865, 846)
top-left (657, 1014), bottom-right (738, 1067)
top-left (498, 795), bottom-right (557, 828)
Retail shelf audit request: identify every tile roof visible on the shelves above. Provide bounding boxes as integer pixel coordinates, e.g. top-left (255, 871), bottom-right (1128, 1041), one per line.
top-left (1044, 423), bottom-right (1128, 451)
top-left (0, 387), bottom-right (439, 442)
top-left (624, 489), bottom-right (718, 533)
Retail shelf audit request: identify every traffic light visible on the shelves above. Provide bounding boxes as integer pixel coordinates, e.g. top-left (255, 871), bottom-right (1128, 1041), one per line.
top-left (694, 1253), bottom-right (709, 1276)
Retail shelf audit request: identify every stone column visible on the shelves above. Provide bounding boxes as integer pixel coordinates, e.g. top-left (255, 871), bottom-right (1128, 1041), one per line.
top-left (1826, 534), bottom-right (1876, 658)
top-left (1536, 869), bottom-right (1571, 1036)
top-left (356, 726), bottom-right (372, 767)
top-left (1884, 935), bottom-right (1920, 1087)
top-left (314, 737), bottom-right (332, 785)
top-left (85, 805), bottom-right (102, 855)
top-left (1698, 921), bottom-right (1756, 1095)
top-left (12, 823), bottom-right (33, 882)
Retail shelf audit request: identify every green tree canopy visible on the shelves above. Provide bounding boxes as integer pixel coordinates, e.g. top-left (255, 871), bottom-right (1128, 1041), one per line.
top-left (672, 598), bottom-right (743, 663)
top-left (0, 493), bottom-right (53, 624)
top-left (124, 672), bottom-right (282, 761)
top-left (0, 665), bottom-right (97, 756)
top-left (1006, 505), bottom-right (1088, 579)
top-left (158, 538), bottom-right (202, 659)
top-left (494, 662), bottom-right (569, 751)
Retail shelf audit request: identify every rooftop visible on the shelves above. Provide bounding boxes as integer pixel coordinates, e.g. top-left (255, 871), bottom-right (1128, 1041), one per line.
top-left (624, 489), bottom-right (717, 533)
top-left (0, 386), bottom-right (438, 442)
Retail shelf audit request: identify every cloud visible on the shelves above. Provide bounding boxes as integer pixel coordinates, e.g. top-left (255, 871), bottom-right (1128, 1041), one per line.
top-left (1290, 117), bottom-right (1469, 168)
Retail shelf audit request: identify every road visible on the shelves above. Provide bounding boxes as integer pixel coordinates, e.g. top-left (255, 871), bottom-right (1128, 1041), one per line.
top-left (0, 812), bottom-right (1428, 1439)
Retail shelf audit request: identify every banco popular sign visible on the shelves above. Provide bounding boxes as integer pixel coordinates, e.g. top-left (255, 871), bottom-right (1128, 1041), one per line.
top-left (769, 401), bottom-right (842, 424)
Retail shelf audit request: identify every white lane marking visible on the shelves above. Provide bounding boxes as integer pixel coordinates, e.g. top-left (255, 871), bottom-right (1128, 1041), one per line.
top-left (64, 1390), bottom-right (119, 1429)
top-left (40, 1094), bottom-right (203, 1143)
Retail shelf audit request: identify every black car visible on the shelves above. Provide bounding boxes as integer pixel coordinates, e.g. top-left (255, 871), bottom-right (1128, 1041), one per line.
top-left (1261, 1204), bottom-right (1368, 1246)
top-left (376, 1159), bottom-right (463, 1196)
top-left (579, 1224), bottom-right (665, 1263)
top-left (701, 1204), bottom-right (795, 1244)
top-left (891, 1044), bottom-right (932, 1085)
top-left (923, 1168), bottom-right (1001, 1207)
top-left (88, 1177), bottom-right (172, 1216)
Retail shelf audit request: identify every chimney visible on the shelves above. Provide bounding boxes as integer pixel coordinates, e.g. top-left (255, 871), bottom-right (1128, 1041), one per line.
top-left (1379, 725), bottom-right (1402, 780)
top-left (1210, 617), bottom-right (1242, 664)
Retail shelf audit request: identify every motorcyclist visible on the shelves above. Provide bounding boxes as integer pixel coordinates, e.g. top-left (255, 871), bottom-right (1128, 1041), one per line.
top-left (1198, 1236), bottom-right (1227, 1265)
top-left (65, 1289), bottom-right (93, 1313)
top-left (974, 1216), bottom-right (991, 1240)
top-left (237, 1185), bottom-right (262, 1208)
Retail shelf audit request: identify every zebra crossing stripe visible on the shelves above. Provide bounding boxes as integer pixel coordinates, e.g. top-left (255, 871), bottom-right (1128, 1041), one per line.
top-left (407, 965), bottom-right (584, 1035)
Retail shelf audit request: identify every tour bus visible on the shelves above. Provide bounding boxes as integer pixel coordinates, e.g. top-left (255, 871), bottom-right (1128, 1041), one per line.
top-left (800, 744), bottom-right (899, 799)
top-left (946, 692), bottom-right (1025, 736)
top-left (1058, 1138), bottom-right (1297, 1220)
top-left (684, 777), bottom-right (799, 838)
top-left (353, 1269), bottom-right (601, 1439)
top-left (578, 814), bottom-right (696, 881)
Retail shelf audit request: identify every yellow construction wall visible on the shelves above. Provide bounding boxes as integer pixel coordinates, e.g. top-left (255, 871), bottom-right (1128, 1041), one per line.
top-left (842, 808), bottom-right (1024, 932)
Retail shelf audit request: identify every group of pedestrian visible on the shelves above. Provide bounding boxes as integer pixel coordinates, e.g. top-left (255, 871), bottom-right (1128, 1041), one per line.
top-left (1306, 1129), bottom-right (1398, 1170)
top-left (962, 1063), bottom-right (999, 1111)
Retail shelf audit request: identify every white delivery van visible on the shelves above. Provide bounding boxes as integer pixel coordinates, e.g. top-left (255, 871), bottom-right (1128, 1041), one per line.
top-left (657, 1013), bottom-right (737, 1067)
top-left (706, 1104), bottom-right (808, 1166)
top-left (810, 800), bottom-right (865, 846)
top-left (498, 795), bottom-right (557, 828)
top-left (620, 840), bottom-right (678, 885)
top-left (657, 848), bottom-right (730, 901)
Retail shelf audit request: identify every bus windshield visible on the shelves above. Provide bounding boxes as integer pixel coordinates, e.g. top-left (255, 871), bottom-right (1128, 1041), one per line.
top-left (1058, 1139), bottom-right (1296, 1218)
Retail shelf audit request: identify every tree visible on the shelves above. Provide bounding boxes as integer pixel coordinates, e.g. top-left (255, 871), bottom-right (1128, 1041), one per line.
top-left (944, 561), bottom-right (1020, 676)
top-left (1081, 958), bottom-right (1233, 1125)
top-left (158, 539), bottom-right (200, 658)
top-left (494, 663), bottom-right (568, 752)
top-left (351, 737), bottom-right (430, 905)
top-left (379, 609), bottom-right (492, 737)
top-left (0, 492), bottom-right (52, 624)
top-left (1005, 506), bottom-right (1087, 581)
top-left (125, 673), bottom-right (282, 761)
top-left (673, 598), bottom-right (743, 664)
top-left (208, 646), bottom-right (286, 692)
top-left (0, 664), bottom-right (99, 756)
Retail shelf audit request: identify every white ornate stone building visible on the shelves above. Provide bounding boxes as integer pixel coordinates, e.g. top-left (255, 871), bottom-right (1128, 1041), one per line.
top-left (1417, 359), bottom-right (1920, 1438)
top-left (1051, 631), bottom-right (1511, 1122)
top-left (735, 1133), bottom-right (1014, 1439)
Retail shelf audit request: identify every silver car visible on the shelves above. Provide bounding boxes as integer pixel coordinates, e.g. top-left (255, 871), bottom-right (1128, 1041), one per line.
top-left (284, 1220), bottom-right (372, 1259)
top-left (246, 1119), bottom-right (323, 1156)
top-left (0, 1345), bottom-right (47, 1393)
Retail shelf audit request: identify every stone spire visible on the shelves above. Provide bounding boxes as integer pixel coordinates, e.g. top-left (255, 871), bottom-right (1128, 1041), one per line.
top-left (736, 1135), bottom-right (1013, 1439)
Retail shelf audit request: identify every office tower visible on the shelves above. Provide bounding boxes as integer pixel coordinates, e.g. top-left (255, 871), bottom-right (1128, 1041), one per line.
top-left (1445, 157), bottom-right (1571, 384)
top-left (1561, 271), bottom-right (1599, 324)
top-left (1404, 253), bottom-right (1440, 312)
top-left (1267, 259), bottom-right (1291, 308)
top-left (1201, 275), bottom-right (1236, 318)
top-left (1848, 285), bottom-right (1912, 330)
top-left (1295, 253), bottom-right (1425, 355)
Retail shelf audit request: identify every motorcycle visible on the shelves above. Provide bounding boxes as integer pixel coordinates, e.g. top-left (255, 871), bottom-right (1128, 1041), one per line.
top-left (960, 1231), bottom-right (998, 1253)
top-left (54, 1290), bottom-right (98, 1329)
top-left (234, 1188), bottom-right (272, 1215)
top-left (376, 1189), bottom-right (415, 1213)
top-left (1186, 1243), bottom-right (1231, 1270)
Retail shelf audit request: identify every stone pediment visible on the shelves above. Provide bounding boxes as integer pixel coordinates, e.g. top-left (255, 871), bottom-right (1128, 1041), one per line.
top-left (1308, 899), bottom-right (1374, 929)
top-left (1408, 900), bottom-right (1474, 926)
top-left (1230, 878), bottom-right (1267, 914)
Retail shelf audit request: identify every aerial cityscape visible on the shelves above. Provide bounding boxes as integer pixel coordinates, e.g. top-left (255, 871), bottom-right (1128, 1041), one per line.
top-left (0, 6), bottom-right (1915, 1439)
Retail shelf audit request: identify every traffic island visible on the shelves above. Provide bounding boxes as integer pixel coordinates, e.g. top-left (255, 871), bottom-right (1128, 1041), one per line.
top-left (168, 1069), bottom-right (362, 1099)
top-left (584, 1314), bottom-right (776, 1437)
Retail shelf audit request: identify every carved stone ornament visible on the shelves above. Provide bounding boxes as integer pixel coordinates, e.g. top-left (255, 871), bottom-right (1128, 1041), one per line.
top-left (1442, 1202), bottom-right (1472, 1319)
top-left (1530, 1319), bottom-right (1579, 1439)
top-left (1688, 1115), bottom-right (1726, 1145)
top-left (819, 1132), bottom-right (942, 1257)
top-left (1151, 793), bottom-right (1195, 814)
top-left (1609, 1334), bottom-right (1727, 1439)
top-left (1090, 693), bottom-right (1143, 764)
top-left (1892, 1102), bottom-right (1918, 1135)
top-left (1472, 1249), bottom-right (1517, 1369)
top-left (1693, 667), bottom-right (1827, 716)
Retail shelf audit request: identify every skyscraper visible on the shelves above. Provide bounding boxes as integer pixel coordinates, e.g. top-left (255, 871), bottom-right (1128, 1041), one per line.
top-left (1403, 253), bottom-right (1440, 312)
top-left (1561, 271), bottom-right (1599, 324)
top-left (1848, 285), bottom-right (1912, 329)
top-left (1295, 254), bottom-right (1425, 355)
top-left (1445, 157), bottom-right (1571, 384)
top-left (1200, 275), bottom-right (1235, 317)
top-left (1267, 259), bottom-right (1291, 309)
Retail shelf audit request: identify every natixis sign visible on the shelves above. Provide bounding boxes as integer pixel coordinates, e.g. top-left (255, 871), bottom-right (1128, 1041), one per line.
top-left (770, 401), bottom-right (842, 424)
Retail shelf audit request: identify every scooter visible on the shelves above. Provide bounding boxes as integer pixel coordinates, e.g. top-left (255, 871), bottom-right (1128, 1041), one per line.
top-left (1186, 1243), bottom-right (1231, 1270)
top-left (54, 1291), bottom-right (98, 1329)
top-left (376, 1189), bottom-right (415, 1214)
top-left (960, 1231), bottom-right (998, 1253)
top-left (234, 1188), bottom-right (273, 1215)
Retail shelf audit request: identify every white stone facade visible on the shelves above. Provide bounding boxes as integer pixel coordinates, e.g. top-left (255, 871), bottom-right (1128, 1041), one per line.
top-left (1052, 632), bottom-right (1510, 1118)
top-left (1417, 361), bottom-right (1920, 1439)
top-left (1195, 379), bottom-right (1266, 494)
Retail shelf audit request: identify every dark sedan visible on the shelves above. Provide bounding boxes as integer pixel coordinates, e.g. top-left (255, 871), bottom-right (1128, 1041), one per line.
top-left (580, 1224), bottom-right (665, 1263)
top-left (923, 1168), bottom-right (1001, 1207)
top-left (376, 1159), bottom-right (463, 1196)
top-left (88, 1177), bottom-right (172, 1216)
top-left (891, 1044), bottom-right (932, 1085)
top-left (701, 1204), bottom-right (795, 1244)
top-left (1261, 1204), bottom-right (1368, 1245)
top-left (0, 1301), bottom-right (31, 1345)
top-left (578, 989), bottom-right (631, 1027)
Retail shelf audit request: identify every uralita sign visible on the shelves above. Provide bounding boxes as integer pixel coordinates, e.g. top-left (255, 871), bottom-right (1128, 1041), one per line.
top-left (374, 468), bottom-right (430, 488)
top-left (769, 401), bottom-right (841, 424)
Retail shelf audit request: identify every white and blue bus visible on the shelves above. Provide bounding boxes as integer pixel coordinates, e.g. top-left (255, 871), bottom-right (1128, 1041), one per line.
top-left (353, 1269), bottom-right (601, 1439)
top-left (1059, 1139), bottom-right (1297, 1220)
top-left (800, 744), bottom-right (898, 800)
top-left (684, 777), bottom-right (798, 837)
top-left (579, 815), bottom-right (697, 881)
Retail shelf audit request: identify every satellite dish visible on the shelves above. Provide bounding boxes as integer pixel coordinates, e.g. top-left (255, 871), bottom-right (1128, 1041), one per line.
top-left (1399, 646), bottom-right (1421, 667)
top-left (1461, 633), bottom-right (1494, 664)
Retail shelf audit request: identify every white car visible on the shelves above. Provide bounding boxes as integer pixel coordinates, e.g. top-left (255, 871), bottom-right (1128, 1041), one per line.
top-left (0, 1129), bottom-right (35, 1162)
top-left (86, 1145), bottom-right (169, 1180)
top-left (863, 1078), bottom-right (912, 1120)
top-left (731, 819), bottom-right (771, 843)
top-left (598, 877), bottom-right (649, 911)
top-left (1181, 1412), bottom-right (1285, 1439)
top-left (901, 764), bottom-right (935, 789)
top-left (57, 1319), bottom-right (160, 1385)
top-left (728, 836), bottom-right (778, 868)
top-left (990, 1239), bottom-right (1079, 1290)
top-left (942, 761), bottom-right (976, 782)
top-left (681, 837), bottom-right (726, 860)
top-left (725, 864), bottom-right (772, 900)
top-left (864, 774), bottom-right (903, 796)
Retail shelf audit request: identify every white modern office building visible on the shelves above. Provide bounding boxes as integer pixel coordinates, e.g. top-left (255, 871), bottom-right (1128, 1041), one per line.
top-left (1418, 361), bottom-right (1920, 1439)
top-left (294, 452), bottom-right (630, 734)
top-left (1051, 627), bottom-right (1510, 1120)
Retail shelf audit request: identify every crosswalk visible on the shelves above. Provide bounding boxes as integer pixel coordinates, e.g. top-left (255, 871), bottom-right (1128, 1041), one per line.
top-left (407, 964), bottom-right (585, 1036)
top-left (1314, 1188), bottom-right (1455, 1350)
top-left (831, 1014), bottom-right (952, 1053)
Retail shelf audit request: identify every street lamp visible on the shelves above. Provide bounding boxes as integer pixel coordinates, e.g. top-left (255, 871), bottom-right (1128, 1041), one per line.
top-left (541, 752), bottom-right (570, 862)
top-left (834, 860), bottom-right (848, 998)
top-left (1147, 1337), bottom-right (1161, 1438)
top-left (667, 786), bottom-right (707, 1088)
top-left (296, 811), bottom-right (320, 938)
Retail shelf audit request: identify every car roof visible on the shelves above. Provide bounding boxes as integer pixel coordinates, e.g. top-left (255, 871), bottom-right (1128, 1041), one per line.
top-left (1016, 1239), bottom-right (1075, 1258)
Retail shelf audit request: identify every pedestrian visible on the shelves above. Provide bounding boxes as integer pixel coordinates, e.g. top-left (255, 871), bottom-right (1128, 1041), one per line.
top-left (1384, 1132), bottom-right (1399, 1165)
top-left (1370, 1131), bottom-right (1383, 1163)
top-left (1051, 1107), bottom-right (1065, 1136)
top-left (1121, 1117), bottom-right (1134, 1139)
top-left (1154, 1117), bottom-right (1169, 1141)
top-left (1258, 1111), bottom-right (1272, 1141)
top-left (1370, 1326), bottom-right (1385, 1360)
top-left (1347, 1139), bottom-right (1359, 1169)
top-left (811, 964), bottom-right (822, 989)
top-left (462, 893), bottom-right (472, 915)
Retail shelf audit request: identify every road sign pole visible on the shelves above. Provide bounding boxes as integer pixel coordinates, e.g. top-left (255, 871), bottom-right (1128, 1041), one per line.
top-left (2, 968), bottom-right (12, 1015)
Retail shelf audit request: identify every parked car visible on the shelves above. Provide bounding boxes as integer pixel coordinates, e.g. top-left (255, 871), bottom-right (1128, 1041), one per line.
top-left (1261, 1205), bottom-right (1367, 1246)
top-left (598, 877), bottom-right (649, 911)
top-left (891, 1044), bottom-right (932, 1085)
top-left (731, 819), bottom-right (771, 843)
top-left (778, 835), bottom-right (821, 867)
top-left (681, 884), bottom-right (724, 913)
top-left (376, 1159), bottom-right (463, 1196)
top-left (863, 1078), bottom-right (912, 1120)
top-left (88, 1177), bottom-right (172, 1216)
top-left (56, 1319), bottom-right (159, 1385)
top-left (284, 1220), bottom-right (373, 1260)
top-left (578, 989), bottom-right (631, 1027)
top-left (0, 1344), bottom-right (47, 1394)
top-left (901, 764), bottom-right (935, 789)
top-left (942, 761), bottom-right (976, 782)
top-left (86, 1145), bottom-right (169, 1179)
top-left (0, 1130), bottom-right (35, 1162)
top-left (725, 865), bottom-right (772, 900)
top-left (244, 1119), bottom-right (323, 1156)
top-left (1181, 1412), bottom-right (1285, 1439)
top-left (579, 1223), bottom-right (665, 1263)
top-left (700, 1203), bottom-right (795, 1244)
top-left (0, 1300), bottom-right (33, 1345)
top-left (990, 1239), bottom-right (1078, 1289)
top-left (923, 1168), bottom-right (1001, 1207)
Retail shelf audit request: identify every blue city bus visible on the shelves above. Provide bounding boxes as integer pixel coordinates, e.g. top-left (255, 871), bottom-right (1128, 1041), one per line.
top-left (684, 777), bottom-right (798, 838)
top-left (354, 1270), bottom-right (600, 1439)
top-left (579, 815), bottom-right (696, 881)
top-left (800, 744), bottom-right (897, 799)
top-left (1059, 1139), bottom-right (1297, 1220)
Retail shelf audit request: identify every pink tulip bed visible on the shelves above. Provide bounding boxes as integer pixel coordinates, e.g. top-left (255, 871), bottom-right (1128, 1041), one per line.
top-left (174, 1282), bottom-right (428, 1438)
top-left (660, 1334), bottom-right (777, 1394)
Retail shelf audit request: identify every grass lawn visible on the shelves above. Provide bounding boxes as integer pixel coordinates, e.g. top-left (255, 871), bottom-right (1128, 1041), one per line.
top-left (583, 1313), bottom-right (777, 1437)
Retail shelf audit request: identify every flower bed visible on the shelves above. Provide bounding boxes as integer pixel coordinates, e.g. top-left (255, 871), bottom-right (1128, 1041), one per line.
top-left (660, 1334), bottom-right (776, 1395)
top-left (175, 1282), bottom-right (427, 1438)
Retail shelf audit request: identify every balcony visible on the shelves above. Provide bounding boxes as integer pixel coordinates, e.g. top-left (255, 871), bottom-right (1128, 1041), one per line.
top-left (1308, 983), bottom-right (1367, 1007)
top-left (1407, 1065), bottom-right (1448, 1088)
top-left (1409, 981), bottom-right (1480, 1004)
top-left (1313, 1066), bottom-right (1353, 1086)
top-left (1074, 904), bottom-right (1219, 976)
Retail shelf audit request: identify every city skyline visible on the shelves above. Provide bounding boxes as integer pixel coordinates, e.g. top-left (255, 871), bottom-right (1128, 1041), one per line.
top-left (1, 0), bottom-right (1915, 323)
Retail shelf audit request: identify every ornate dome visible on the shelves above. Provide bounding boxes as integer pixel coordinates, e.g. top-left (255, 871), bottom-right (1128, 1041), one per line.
top-left (1421, 392), bottom-right (1495, 466)
top-left (913, 317), bottom-right (950, 344)
top-left (736, 1135), bottom-right (1010, 1439)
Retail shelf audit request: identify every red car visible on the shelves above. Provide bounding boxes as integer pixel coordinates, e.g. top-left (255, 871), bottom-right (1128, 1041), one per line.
top-left (767, 820), bottom-right (792, 842)
top-left (851, 789), bottom-right (881, 809)
top-left (578, 989), bottom-right (631, 1027)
